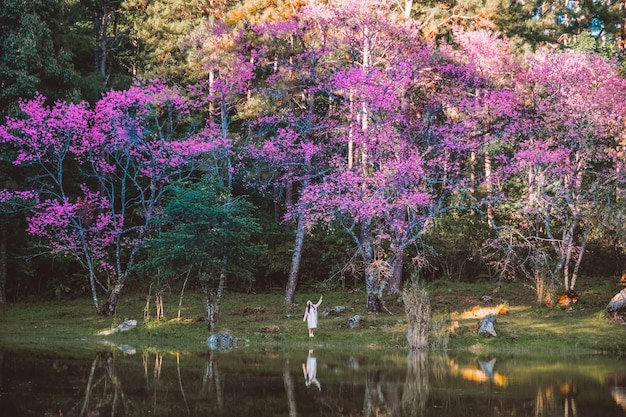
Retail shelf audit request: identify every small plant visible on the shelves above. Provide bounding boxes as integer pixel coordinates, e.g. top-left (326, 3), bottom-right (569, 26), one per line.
top-left (429, 316), bottom-right (450, 352)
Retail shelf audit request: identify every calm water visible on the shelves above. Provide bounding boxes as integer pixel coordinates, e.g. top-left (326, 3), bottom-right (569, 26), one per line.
top-left (0, 342), bottom-right (625, 417)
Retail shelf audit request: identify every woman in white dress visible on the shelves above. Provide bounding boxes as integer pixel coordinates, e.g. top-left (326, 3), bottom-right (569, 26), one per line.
top-left (302, 295), bottom-right (323, 337)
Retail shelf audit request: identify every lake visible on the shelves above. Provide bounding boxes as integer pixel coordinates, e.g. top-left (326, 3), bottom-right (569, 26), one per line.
top-left (0, 341), bottom-right (625, 417)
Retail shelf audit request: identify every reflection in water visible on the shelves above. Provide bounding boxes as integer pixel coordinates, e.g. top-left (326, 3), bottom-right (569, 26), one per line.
top-left (610, 373), bottom-right (626, 411)
top-left (363, 370), bottom-right (403, 417)
top-left (403, 351), bottom-right (429, 417)
top-left (302, 349), bottom-right (321, 390)
top-left (1, 346), bottom-right (626, 417)
top-left (202, 350), bottom-right (223, 411)
top-left (284, 358), bottom-right (298, 417)
top-left (80, 351), bottom-right (129, 417)
top-left (535, 380), bottom-right (580, 417)
top-left (449, 357), bottom-right (507, 386)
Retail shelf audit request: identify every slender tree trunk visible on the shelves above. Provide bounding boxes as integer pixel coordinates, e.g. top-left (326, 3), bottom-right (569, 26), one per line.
top-left (285, 178), bottom-right (293, 225)
top-left (362, 219), bottom-right (383, 312)
top-left (204, 259), bottom-right (227, 332)
top-left (484, 151), bottom-right (495, 227)
top-left (177, 269), bottom-right (192, 320)
top-left (100, 214), bottom-right (148, 315)
top-left (569, 224), bottom-right (588, 290)
top-left (562, 222), bottom-right (576, 291)
top-left (215, 257), bottom-right (226, 325)
top-left (285, 71), bottom-right (316, 304)
top-left (95, 0), bottom-right (112, 90)
top-left (78, 229), bottom-right (101, 312)
top-left (285, 211), bottom-right (306, 305)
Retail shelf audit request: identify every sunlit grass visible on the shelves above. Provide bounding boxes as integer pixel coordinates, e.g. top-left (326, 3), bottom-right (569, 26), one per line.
top-left (1, 278), bottom-right (625, 355)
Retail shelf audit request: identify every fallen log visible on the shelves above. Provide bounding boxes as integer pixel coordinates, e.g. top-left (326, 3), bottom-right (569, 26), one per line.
top-left (98, 319), bottom-right (137, 336)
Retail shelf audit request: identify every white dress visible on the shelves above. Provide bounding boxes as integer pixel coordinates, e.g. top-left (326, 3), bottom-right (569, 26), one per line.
top-left (304, 298), bottom-right (323, 329)
top-left (303, 351), bottom-right (321, 390)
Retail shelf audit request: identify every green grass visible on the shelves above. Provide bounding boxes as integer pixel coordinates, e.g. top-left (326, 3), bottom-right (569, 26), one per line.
top-left (0, 277), bottom-right (625, 356)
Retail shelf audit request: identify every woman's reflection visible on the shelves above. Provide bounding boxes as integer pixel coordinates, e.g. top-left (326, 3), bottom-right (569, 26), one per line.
top-left (303, 350), bottom-right (321, 391)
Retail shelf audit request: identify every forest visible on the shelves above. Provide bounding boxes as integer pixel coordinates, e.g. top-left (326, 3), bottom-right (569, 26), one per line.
top-left (0, 0), bottom-right (625, 331)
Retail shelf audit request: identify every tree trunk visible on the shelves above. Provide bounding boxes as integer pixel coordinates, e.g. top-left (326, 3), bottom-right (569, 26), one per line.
top-left (100, 283), bottom-right (123, 316)
top-left (204, 265), bottom-right (226, 332)
top-left (388, 247), bottom-right (404, 295)
top-left (569, 223), bottom-right (588, 291)
top-left (362, 219), bottom-right (383, 313)
top-left (285, 211), bottom-right (306, 305)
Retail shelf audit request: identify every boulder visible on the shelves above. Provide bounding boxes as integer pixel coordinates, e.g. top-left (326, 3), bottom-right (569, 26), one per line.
top-left (478, 314), bottom-right (497, 337)
top-left (348, 315), bottom-right (361, 329)
top-left (208, 334), bottom-right (235, 350)
top-left (607, 288), bottom-right (626, 322)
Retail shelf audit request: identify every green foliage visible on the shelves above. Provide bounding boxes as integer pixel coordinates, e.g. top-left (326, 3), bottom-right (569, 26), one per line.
top-left (138, 176), bottom-right (266, 289)
top-left (494, 0), bottom-right (551, 49)
top-left (571, 32), bottom-right (626, 76)
top-left (0, 0), bottom-right (77, 113)
top-left (423, 210), bottom-right (493, 281)
top-left (123, 0), bottom-right (214, 83)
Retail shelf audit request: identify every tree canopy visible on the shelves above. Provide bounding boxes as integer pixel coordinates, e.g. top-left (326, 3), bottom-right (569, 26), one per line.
top-left (0, 0), bottom-right (625, 317)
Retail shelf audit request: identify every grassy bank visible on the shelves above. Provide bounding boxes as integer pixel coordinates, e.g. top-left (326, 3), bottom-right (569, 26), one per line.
top-left (0, 277), bottom-right (625, 356)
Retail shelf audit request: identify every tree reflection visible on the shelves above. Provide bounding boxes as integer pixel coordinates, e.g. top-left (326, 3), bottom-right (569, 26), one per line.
top-left (142, 350), bottom-right (164, 412)
top-left (402, 350), bottom-right (429, 417)
top-left (535, 380), bottom-right (579, 417)
top-left (79, 351), bottom-right (130, 417)
top-left (0, 347), bottom-right (619, 417)
top-left (609, 373), bottom-right (626, 412)
top-left (283, 358), bottom-right (298, 417)
top-left (363, 370), bottom-right (402, 417)
top-left (201, 350), bottom-right (224, 410)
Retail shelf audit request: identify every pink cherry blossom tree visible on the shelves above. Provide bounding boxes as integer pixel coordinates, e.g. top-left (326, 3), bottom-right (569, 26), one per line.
top-left (510, 48), bottom-right (626, 301)
top-left (479, 41), bottom-right (626, 303)
top-left (280, 2), bottom-right (495, 311)
top-left (246, 9), bottom-right (346, 305)
top-left (0, 81), bottom-right (223, 315)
